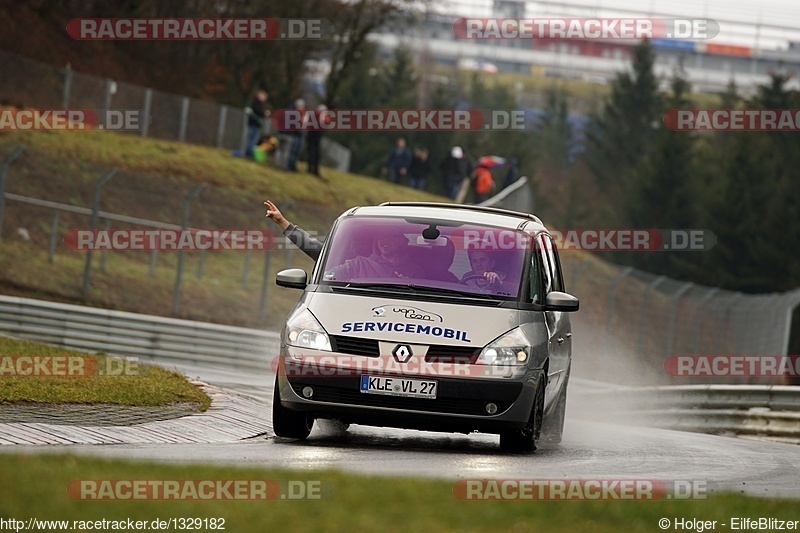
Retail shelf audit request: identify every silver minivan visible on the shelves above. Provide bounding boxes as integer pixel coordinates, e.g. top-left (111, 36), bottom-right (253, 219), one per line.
top-left (273, 202), bottom-right (579, 452)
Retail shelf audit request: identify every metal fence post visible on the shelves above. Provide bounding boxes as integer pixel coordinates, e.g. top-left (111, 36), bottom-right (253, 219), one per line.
top-left (216, 105), bottom-right (228, 148)
top-left (82, 169), bottom-right (118, 299)
top-left (782, 290), bottom-right (800, 355)
top-left (149, 250), bottom-right (158, 276)
top-left (99, 219), bottom-right (111, 272)
top-left (604, 266), bottom-right (633, 360)
top-left (48, 211), bottom-right (59, 263)
top-left (172, 183), bottom-right (208, 315)
top-left (665, 283), bottom-right (694, 360)
top-left (258, 248), bottom-right (273, 323)
top-left (691, 288), bottom-right (719, 355)
top-left (178, 97), bottom-right (190, 142)
top-left (637, 275), bottom-right (666, 361)
top-left (141, 89), bottom-right (152, 138)
top-left (0, 146), bottom-right (26, 239)
top-left (62, 64), bottom-right (72, 109)
top-left (717, 294), bottom-right (743, 354)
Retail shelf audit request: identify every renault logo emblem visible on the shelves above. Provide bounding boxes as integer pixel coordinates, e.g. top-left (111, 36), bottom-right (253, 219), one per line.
top-left (392, 344), bottom-right (413, 363)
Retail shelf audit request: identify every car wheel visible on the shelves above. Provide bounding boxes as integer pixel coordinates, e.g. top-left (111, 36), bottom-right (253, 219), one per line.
top-left (272, 376), bottom-right (314, 439)
top-left (500, 376), bottom-right (545, 453)
top-left (541, 371), bottom-right (569, 446)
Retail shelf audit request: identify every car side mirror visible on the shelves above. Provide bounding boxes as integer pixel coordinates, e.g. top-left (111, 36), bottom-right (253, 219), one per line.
top-left (276, 268), bottom-right (307, 290)
top-left (544, 291), bottom-right (579, 312)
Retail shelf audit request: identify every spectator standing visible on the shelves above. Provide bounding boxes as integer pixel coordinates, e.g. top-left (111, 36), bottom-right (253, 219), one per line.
top-left (502, 157), bottom-right (520, 189)
top-left (472, 164), bottom-right (495, 204)
top-left (278, 99), bottom-right (306, 171)
top-left (440, 146), bottom-right (472, 200)
top-left (408, 147), bottom-right (431, 191)
top-left (306, 105), bottom-right (328, 178)
top-left (381, 138), bottom-right (412, 185)
top-left (245, 90), bottom-right (269, 158)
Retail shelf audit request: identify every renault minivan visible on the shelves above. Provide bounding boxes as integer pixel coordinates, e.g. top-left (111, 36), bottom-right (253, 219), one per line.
top-left (272, 202), bottom-right (578, 452)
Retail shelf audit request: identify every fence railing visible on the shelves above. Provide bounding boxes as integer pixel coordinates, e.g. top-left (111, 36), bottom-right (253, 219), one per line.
top-left (0, 48), bottom-right (351, 171)
top-left (0, 295), bottom-right (277, 371)
top-left (575, 384), bottom-right (800, 438)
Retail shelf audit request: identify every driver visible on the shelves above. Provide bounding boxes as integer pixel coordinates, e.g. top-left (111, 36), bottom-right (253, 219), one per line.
top-left (461, 249), bottom-right (507, 291)
top-left (326, 229), bottom-right (424, 281)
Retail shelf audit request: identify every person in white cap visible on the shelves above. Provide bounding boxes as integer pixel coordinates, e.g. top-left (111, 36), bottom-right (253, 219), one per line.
top-left (439, 145), bottom-right (473, 199)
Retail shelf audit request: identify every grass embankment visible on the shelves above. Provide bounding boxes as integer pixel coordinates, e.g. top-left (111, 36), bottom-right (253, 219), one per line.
top-left (0, 453), bottom-right (797, 532)
top-left (0, 130), bottom-right (442, 328)
top-left (0, 336), bottom-right (210, 409)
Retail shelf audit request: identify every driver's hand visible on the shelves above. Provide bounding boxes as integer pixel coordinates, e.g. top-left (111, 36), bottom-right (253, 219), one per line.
top-left (264, 200), bottom-right (291, 231)
top-left (483, 271), bottom-right (500, 284)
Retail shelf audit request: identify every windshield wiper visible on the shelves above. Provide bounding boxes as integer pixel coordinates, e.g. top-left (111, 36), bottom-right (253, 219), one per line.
top-left (406, 284), bottom-right (499, 299)
top-left (344, 282), bottom-right (498, 300)
top-left (344, 283), bottom-right (414, 291)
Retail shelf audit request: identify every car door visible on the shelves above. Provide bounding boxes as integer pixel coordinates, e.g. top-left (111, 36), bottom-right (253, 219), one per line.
top-left (539, 234), bottom-right (571, 399)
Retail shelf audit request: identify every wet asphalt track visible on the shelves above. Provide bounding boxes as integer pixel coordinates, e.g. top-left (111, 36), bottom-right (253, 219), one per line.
top-left (4, 353), bottom-right (800, 499)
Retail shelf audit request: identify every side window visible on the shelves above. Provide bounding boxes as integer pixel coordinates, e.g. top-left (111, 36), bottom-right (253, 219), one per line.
top-left (537, 236), bottom-right (553, 296)
top-left (528, 251), bottom-right (541, 303)
top-left (544, 236), bottom-right (564, 292)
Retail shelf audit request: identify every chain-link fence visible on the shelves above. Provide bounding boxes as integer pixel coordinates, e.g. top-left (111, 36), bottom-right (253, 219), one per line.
top-left (0, 143), bottom-right (316, 330)
top-left (484, 178), bottom-right (800, 386)
top-left (0, 48), bottom-right (350, 170)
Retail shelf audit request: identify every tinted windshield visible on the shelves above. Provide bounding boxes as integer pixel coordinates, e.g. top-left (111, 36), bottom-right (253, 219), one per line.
top-left (318, 217), bottom-right (529, 299)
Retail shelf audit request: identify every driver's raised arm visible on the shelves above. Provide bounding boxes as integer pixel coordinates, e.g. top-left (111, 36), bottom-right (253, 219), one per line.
top-left (264, 200), bottom-right (323, 261)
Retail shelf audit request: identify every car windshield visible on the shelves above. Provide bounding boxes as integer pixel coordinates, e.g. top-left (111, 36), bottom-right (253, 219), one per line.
top-left (318, 217), bottom-right (529, 299)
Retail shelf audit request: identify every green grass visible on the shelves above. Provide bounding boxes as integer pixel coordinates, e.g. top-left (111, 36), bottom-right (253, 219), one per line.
top-left (0, 453), bottom-right (796, 532)
top-left (0, 129), bottom-right (445, 328)
top-left (0, 336), bottom-right (210, 409)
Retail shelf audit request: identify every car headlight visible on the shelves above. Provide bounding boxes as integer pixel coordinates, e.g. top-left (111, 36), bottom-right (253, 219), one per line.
top-left (284, 308), bottom-right (332, 352)
top-left (476, 327), bottom-right (530, 366)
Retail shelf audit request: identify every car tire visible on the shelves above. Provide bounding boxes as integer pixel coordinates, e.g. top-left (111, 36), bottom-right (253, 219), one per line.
top-left (272, 376), bottom-right (314, 439)
top-left (541, 370), bottom-right (569, 446)
top-left (500, 376), bottom-right (545, 453)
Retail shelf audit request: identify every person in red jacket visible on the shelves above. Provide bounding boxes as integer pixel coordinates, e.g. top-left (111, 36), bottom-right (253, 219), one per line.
top-left (472, 165), bottom-right (495, 203)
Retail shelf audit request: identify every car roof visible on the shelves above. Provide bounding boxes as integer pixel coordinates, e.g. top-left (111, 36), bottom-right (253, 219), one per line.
top-left (341, 202), bottom-right (547, 232)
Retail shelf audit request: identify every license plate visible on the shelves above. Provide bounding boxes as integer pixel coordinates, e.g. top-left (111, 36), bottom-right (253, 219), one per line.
top-left (360, 375), bottom-right (437, 399)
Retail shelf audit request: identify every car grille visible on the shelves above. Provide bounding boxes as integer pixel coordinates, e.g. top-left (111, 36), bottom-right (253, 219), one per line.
top-left (329, 335), bottom-right (380, 356)
top-left (425, 345), bottom-right (479, 364)
top-left (330, 335), bottom-right (480, 363)
top-left (291, 383), bottom-right (514, 416)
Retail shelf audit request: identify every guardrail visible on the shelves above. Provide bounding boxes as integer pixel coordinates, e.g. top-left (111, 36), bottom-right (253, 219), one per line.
top-left (576, 384), bottom-right (800, 439)
top-left (0, 295), bottom-right (277, 371)
top-left (2, 294), bottom-right (800, 439)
